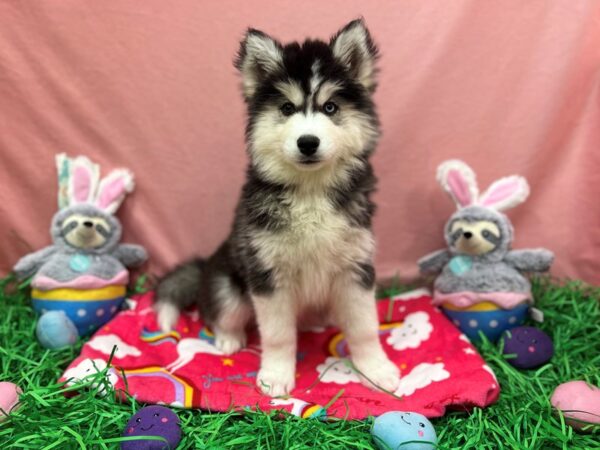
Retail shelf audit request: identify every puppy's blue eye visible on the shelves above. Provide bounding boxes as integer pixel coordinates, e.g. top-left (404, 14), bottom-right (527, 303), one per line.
top-left (323, 101), bottom-right (338, 115)
top-left (280, 102), bottom-right (296, 116)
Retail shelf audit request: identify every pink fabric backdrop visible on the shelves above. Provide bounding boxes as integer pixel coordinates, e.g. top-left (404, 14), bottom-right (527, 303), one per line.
top-left (1, 1), bottom-right (599, 284)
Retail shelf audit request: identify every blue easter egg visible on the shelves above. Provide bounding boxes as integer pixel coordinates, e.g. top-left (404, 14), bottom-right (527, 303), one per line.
top-left (36, 311), bottom-right (79, 349)
top-left (372, 411), bottom-right (437, 450)
top-left (448, 255), bottom-right (472, 276)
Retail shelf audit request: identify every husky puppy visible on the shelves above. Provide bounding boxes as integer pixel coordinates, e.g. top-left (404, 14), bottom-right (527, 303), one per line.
top-left (155, 19), bottom-right (400, 396)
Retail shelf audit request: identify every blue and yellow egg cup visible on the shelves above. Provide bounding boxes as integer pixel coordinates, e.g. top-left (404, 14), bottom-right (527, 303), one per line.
top-left (31, 285), bottom-right (126, 337)
top-left (441, 301), bottom-right (529, 342)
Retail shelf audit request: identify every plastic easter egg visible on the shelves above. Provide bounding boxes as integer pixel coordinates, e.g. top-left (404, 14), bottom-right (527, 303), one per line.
top-left (372, 411), bottom-right (437, 450)
top-left (0, 382), bottom-right (22, 421)
top-left (122, 405), bottom-right (182, 450)
top-left (501, 326), bottom-right (553, 369)
top-left (442, 301), bottom-right (528, 342)
top-left (36, 310), bottom-right (79, 349)
top-left (551, 381), bottom-right (600, 431)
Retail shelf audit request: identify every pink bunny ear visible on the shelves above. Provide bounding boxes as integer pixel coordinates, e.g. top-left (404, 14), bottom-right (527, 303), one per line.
top-left (436, 160), bottom-right (479, 208)
top-left (66, 155), bottom-right (100, 206)
top-left (95, 169), bottom-right (134, 214)
top-left (478, 175), bottom-right (530, 211)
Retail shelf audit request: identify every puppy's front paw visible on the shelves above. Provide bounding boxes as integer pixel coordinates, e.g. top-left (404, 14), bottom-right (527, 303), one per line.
top-left (215, 331), bottom-right (247, 355)
top-left (355, 357), bottom-right (400, 393)
top-left (256, 366), bottom-right (295, 397)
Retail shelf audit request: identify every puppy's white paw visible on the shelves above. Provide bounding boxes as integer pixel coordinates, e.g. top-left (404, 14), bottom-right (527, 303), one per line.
top-left (155, 302), bottom-right (180, 332)
top-left (256, 366), bottom-right (295, 397)
top-left (215, 331), bottom-right (246, 355)
top-left (355, 357), bottom-right (400, 393)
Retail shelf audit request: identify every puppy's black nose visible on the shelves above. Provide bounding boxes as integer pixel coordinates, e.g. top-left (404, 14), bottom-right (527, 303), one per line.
top-left (297, 135), bottom-right (320, 156)
top-left (83, 221), bottom-right (93, 228)
top-left (463, 231), bottom-right (473, 239)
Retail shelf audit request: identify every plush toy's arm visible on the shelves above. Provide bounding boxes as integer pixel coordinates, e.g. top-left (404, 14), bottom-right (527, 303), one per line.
top-left (504, 249), bottom-right (554, 273)
top-left (113, 244), bottom-right (148, 268)
top-left (418, 249), bottom-right (452, 274)
top-left (13, 246), bottom-right (57, 280)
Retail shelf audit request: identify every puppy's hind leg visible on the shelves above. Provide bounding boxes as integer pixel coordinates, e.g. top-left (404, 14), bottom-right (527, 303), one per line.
top-left (211, 275), bottom-right (253, 355)
top-left (155, 260), bottom-right (204, 332)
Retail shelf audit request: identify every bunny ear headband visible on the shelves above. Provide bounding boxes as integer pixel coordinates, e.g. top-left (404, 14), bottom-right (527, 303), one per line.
top-left (436, 159), bottom-right (530, 212)
top-left (56, 153), bottom-right (134, 214)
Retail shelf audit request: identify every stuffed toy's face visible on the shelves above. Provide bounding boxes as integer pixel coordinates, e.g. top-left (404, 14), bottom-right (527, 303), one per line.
top-left (61, 213), bottom-right (112, 249)
top-left (52, 204), bottom-right (121, 252)
top-left (448, 219), bottom-right (501, 256)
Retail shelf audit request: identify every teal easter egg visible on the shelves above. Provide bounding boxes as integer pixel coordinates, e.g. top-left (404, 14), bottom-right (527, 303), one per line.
top-left (372, 411), bottom-right (437, 450)
top-left (36, 311), bottom-right (79, 349)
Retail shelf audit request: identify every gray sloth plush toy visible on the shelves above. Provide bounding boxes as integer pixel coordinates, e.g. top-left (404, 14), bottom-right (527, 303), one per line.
top-left (13, 154), bottom-right (147, 348)
top-left (418, 160), bottom-right (553, 340)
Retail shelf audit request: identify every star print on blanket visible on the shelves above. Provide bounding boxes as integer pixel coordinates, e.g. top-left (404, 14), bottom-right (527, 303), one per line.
top-left (60, 289), bottom-right (499, 419)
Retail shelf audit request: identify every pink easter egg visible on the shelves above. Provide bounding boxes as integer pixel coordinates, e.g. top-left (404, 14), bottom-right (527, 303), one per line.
top-left (0, 382), bottom-right (22, 421)
top-left (551, 381), bottom-right (600, 431)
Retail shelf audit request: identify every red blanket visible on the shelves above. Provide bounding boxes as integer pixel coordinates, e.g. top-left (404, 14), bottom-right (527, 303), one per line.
top-left (60, 289), bottom-right (499, 420)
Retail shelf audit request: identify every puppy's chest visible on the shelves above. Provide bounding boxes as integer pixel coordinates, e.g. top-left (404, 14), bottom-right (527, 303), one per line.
top-left (255, 193), bottom-right (370, 272)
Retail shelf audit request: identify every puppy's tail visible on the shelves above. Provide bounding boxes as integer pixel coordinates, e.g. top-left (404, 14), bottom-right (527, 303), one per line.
top-left (154, 258), bottom-right (205, 331)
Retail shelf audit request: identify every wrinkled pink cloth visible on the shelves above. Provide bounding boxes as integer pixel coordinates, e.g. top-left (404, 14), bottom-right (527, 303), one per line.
top-left (1, 1), bottom-right (599, 284)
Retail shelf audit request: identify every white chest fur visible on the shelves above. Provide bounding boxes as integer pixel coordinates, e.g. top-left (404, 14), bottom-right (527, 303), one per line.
top-left (252, 190), bottom-right (374, 305)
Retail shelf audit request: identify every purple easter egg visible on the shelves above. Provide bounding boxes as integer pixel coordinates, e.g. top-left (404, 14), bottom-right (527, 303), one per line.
top-left (502, 326), bottom-right (553, 369)
top-left (121, 406), bottom-right (181, 450)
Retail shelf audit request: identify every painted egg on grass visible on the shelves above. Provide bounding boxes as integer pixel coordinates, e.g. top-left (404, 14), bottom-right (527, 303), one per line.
top-left (551, 381), bottom-right (600, 431)
top-left (122, 405), bottom-right (182, 450)
top-left (442, 301), bottom-right (529, 342)
top-left (501, 326), bottom-right (553, 369)
top-left (36, 310), bottom-right (79, 349)
top-left (372, 411), bottom-right (437, 450)
top-left (0, 382), bottom-right (22, 421)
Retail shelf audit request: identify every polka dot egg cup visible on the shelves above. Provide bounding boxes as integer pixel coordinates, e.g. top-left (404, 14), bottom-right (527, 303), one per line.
top-left (31, 285), bottom-right (126, 337)
top-left (441, 301), bottom-right (529, 342)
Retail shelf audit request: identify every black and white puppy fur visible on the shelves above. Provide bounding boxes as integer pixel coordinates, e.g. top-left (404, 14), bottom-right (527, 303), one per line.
top-left (154, 19), bottom-right (400, 396)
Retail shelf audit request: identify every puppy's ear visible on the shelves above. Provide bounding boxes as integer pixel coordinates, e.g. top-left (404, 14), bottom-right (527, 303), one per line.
top-left (330, 19), bottom-right (379, 91)
top-left (235, 29), bottom-right (283, 99)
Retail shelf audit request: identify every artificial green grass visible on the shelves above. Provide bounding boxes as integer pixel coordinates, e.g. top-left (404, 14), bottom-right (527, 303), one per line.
top-left (1, 276), bottom-right (598, 449)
